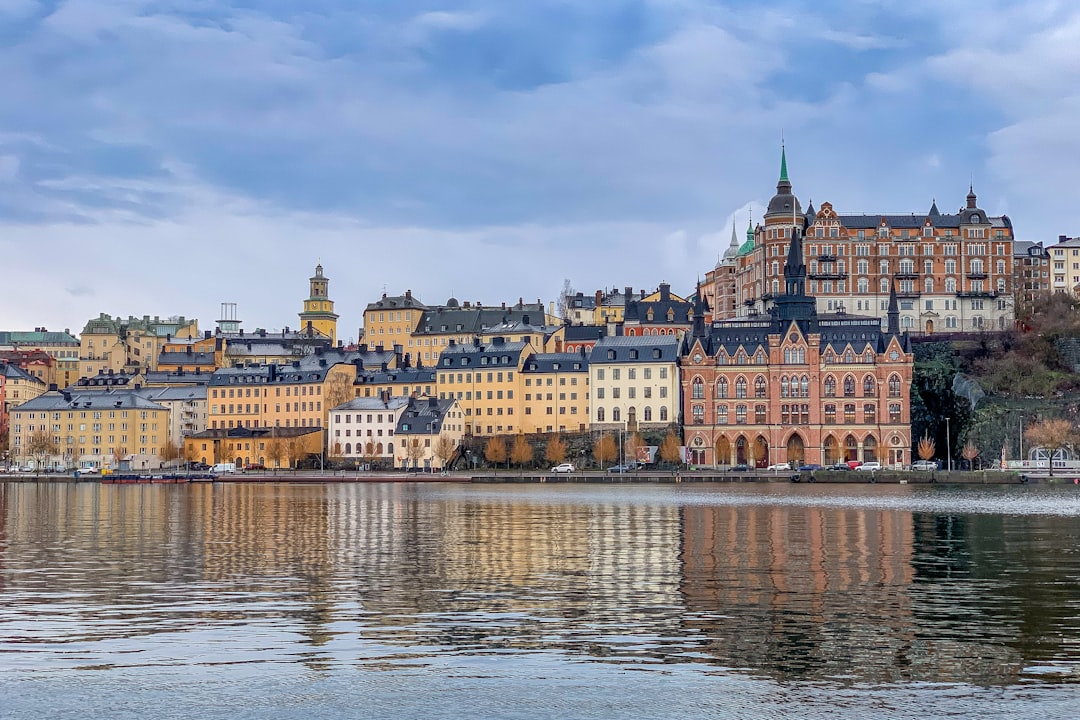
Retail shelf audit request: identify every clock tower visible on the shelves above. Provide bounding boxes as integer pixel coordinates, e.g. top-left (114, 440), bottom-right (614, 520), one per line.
top-left (299, 262), bottom-right (339, 345)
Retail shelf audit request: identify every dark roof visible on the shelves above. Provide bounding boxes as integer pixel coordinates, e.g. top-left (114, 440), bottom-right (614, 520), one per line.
top-left (563, 324), bottom-right (608, 342)
top-left (209, 354), bottom-right (355, 386)
top-left (157, 351), bottom-right (216, 365)
top-left (416, 303), bottom-right (546, 337)
top-left (0, 330), bottom-right (79, 346)
top-left (355, 367), bottom-right (437, 386)
top-left (522, 352), bottom-right (588, 373)
top-left (365, 292), bottom-right (427, 312)
top-left (331, 396), bottom-right (410, 412)
top-left (396, 397), bottom-right (457, 435)
top-left (143, 369), bottom-right (212, 385)
top-left (589, 336), bottom-right (680, 364)
top-left (189, 426), bottom-right (320, 440)
top-left (436, 338), bottom-right (530, 370)
top-left (13, 389), bottom-right (166, 412)
top-left (1, 363), bottom-right (45, 383)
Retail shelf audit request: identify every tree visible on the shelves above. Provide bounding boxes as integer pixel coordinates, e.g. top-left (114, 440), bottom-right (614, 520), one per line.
top-left (917, 435), bottom-right (936, 461)
top-left (484, 436), bottom-right (508, 471)
top-left (545, 435), bottom-right (567, 466)
top-left (510, 433), bottom-right (534, 470)
top-left (626, 431), bottom-right (646, 465)
top-left (161, 440), bottom-right (181, 467)
top-left (961, 440), bottom-right (980, 470)
top-left (405, 438), bottom-right (425, 469)
top-left (324, 372), bottom-right (353, 412)
top-left (111, 446), bottom-right (128, 472)
top-left (433, 434), bottom-right (457, 470)
top-left (362, 440), bottom-right (379, 469)
top-left (593, 433), bottom-right (616, 467)
top-left (659, 431), bottom-right (682, 467)
top-left (285, 436), bottom-right (306, 469)
top-left (1025, 418), bottom-right (1075, 476)
top-left (265, 436), bottom-right (285, 470)
top-left (557, 278), bottom-right (576, 320)
top-left (26, 430), bottom-right (58, 474)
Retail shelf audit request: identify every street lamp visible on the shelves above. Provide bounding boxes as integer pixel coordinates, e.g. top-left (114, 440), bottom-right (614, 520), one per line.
top-left (946, 416), bottom-right (951, 472)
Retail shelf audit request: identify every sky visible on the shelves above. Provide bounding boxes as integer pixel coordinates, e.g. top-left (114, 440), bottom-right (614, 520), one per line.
top-left (2, 0), bottom-right (1078, 341)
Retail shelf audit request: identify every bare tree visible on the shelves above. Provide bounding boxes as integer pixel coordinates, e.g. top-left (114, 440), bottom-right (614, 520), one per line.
top-left (161, 440), bottom-right (181, 468)
top-left (26, 430), bottom-right (58, 474)
top-left (1025, 418), bottom-right (1075, 476)
top-left (405, 438), bottom-right (424, 469)
top-left (111, 446), bottom-right (128, 472)
top-left (285, 436), bottom-right (306, 469)
top-left (362, 440), bottom-right (379, 469)
top-left (557, 278), bottom-right (576, 321)
top-left (433, 435), bottom-right (457, 470)
top-left (324, 372), bottom-right (353, 411)
top-left (265, 436), bottom-right (285, 470)
top-left (545, 434), bottom-right (567, 466)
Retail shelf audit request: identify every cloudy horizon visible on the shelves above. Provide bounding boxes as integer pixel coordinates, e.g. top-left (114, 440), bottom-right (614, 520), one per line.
top-left (2, 0), bottom-right (1077, 341)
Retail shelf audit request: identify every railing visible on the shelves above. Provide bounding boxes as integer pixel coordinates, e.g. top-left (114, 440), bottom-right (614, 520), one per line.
top-left (807, 272), bottom-right (847, 280)
top-left (956, 290), bottom-right (999, 298)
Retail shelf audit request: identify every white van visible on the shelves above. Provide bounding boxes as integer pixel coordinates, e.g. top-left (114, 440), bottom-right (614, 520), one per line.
top-left (212, 463), bottom-right (236, 474)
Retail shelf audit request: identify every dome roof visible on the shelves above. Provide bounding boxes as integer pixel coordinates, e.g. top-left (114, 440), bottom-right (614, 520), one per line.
top-left (764, 146), bottom-right (802, 220)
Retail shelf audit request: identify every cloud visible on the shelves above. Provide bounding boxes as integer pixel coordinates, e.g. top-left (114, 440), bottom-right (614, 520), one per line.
top-left (0, 154), bottom-right (18, 181)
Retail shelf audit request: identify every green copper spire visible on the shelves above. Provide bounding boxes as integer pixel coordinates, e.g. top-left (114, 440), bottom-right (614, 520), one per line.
top-left (779, 143), bottom-right (788, 182)
top-left (746, 216), bottom-right (754, 243)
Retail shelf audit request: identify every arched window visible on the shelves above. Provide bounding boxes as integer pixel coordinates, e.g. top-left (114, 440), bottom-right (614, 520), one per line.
top-left (613, 408), bottom-right (621, 422)
top-left (644, 406), bottom-right (652, 421)
top-left (888, 374), bottom-right (902, 397)
top-left (800, 375), bottom-right (809, 397)
top-left (660, 406), bottom-right (668, 422)
top-left (863, 375), bottom-right (876, 396)
top-left (692, 405), bottom-right (704, 424)
top-left (824, 376), bottom-right (836, 397)
top-left (717, 378), bottom-right (728, 398)
top-left (880, 278), bottom-right (889, 293)
top-left (597, 407), bottom-right (605, 422)
top-left (754, 376), bottom-right (767, 398)
top-left (735, 377), bottom-right (747, 398)
top-left (345, 443), bottom-right (352, 454)
top-left (716, 405), bottom-right (728, 424)
top-left (843, 375), bottom-right (856, 397)
top-left (692, 377), bottom-right (704, 399)
top-left (781, 376), bottom-right (789, 398)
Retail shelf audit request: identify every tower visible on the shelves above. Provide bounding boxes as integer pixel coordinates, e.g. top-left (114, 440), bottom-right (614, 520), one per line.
top-left (763, 144), bottom-right (803, 230)
top-left (299, 262), bottom-right (339, 344)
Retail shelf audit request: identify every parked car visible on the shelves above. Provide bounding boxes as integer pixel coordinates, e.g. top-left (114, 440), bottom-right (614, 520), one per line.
top-left (855, 461), bottom-right (882, 472)
top-left (846, 460), bottom-right (863, 470)
top-left (727, 463), bottom-right (752, 472)
top-left (826, 463), bottom-right (851, 471)
top-left (244, 463), bottom-right (266, 471)
top-left (78, 467), bottom-right (99, 475)
top-left (550, 463), bottom-right (575, 474)
top-left (911, 460), bottom-right (939, 471)
top-left (607, 464), bottom-right (636, 474)
top-left (799, 464), bottom-right (822, 472)
top-left (766, 462), bottom-right (791, 472)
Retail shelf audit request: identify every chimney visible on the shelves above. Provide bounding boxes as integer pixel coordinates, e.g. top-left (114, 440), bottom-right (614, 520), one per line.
top-left (405, 289), bottom-right (412, 299)
top-left (61, 390), bottom-right (71, 402)
top-left (595, 290), bottom-right (602, 306)
top-left (660, 283), bottom-right (671, 301)
top-left (501, 302), bottom-right (506, 310)
top-left (522, 314), bottom-right (530, 326)
top-left (204, 330), bottom-right (211, 339)
top-left (518, 297), bottom-right (523, 307)
top-left (428, 397), bottom-right (438, 408)
top-left (48, 383), bottom-right (58, 392)
top-left (625, 286), bottom-right (633, 299)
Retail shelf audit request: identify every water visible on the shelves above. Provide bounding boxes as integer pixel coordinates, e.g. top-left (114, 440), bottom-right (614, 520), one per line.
top-left (1, 481), bottom-right (1079, 718)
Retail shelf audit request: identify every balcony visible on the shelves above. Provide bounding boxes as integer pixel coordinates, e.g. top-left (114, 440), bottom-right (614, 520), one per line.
top-left (967, 271), bottom-right (988, 280)
top-left (956, 290), bottom-right (1000, 299)
top-left (894, 271), bottom-right (919, 279)
top-left (807, 272), bottom-right (848, 280)
top-left (818, 253), bottom-right (837, 262)
top-left (895, 290), bottom-right (922, 299)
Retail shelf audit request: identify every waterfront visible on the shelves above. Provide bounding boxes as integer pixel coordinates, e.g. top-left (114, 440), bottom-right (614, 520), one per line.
top-left (1, 482), bottom-right (1078, 719)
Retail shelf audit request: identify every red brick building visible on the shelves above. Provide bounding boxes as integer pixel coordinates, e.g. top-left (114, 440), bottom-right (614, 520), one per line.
top-left (681, 229), bottom-right (913, 468)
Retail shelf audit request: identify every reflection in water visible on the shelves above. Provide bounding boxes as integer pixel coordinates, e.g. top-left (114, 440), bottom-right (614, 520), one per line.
top-left (1, 482), bottom-right (1078, 718)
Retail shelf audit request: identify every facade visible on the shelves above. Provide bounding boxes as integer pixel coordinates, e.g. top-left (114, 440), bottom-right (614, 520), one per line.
top-left (298, 263), bottom-right (339, 345)
top-left (701, 148), bottom-right (1015, 333)
top-left (2, 362), bottom-right (47, 423)
top-left (0, 329), bottom-right (80, 388)
top-left (622, 283), bottom-right (694, 337)
top-left (79, 314), bottom-right (199, 379)
top-left (142, 386), bottom-right (208, 454)
top-left (354, 366), bottom-right (437, 400)
top-left (520, 352), bottom-right (590, 434)
top-left (394, 397), bottom-right (465, 470)
top-left (362, 290), bottom-right (427, 349)
top-left (184, 426), bottom-right (323, 469)
top-left (9, 389), bottom-right (169, 470)
top-left (682, 228), bottom-right (913, 469)
top-left (206, 350), bottom-right (357, 433)
top-left (436, 337), bottom-right (531, 436)
top-left (588, 335), bottom-right (681, 434)
top-left (328, 395), bottom-right (410, 465)
top-left (1048, 235), bottom-right (1080, 295)
top-left (562, 324), bottom-right (608, 354)
top-left (1013, 241), bottom-right (1051, 314)
top-left (405, 296), bottom-right (552, 365)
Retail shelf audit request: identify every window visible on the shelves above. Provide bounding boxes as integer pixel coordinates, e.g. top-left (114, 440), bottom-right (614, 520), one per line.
top-left (692, 405), bottom-right (704, 424)
top-left (735, 377), bottom-right (747, 398)
top-left (692, 377), bottom-right (704, 399)
top-left (716, 405), bottom-right (728, 424)
top-left (844, 403), bottom-right (856, 423)
top-left (596, 407), bottom-right (605, 422)
top-left (754, 376), bottom-right (767, 398)
top-left (824, 376), bottom-right (836, 397)
top-left (754, 405), bottom-right (767, 424)
top-left (863, 376), bottom-right (876, 396)
top-left (843, 376), bottom-right (855, 397)
top-left (889, 403), bottom-right (902, 423)
top-left (888, 375), bottom-right (902, 397)
top-left (716, 378), bottom-right (728, 398)
top-left (824, 404), bottom-right (836, 424)
top-left (864, 403), bottom-right (877, 423)
top-left (735, 405), bottom-right (747, 424)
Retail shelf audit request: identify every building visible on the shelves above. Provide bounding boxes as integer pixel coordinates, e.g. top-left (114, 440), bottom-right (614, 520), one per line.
top-left (2, 364), bottom-right (48, 443)
top-left (562, 324), bottom-right (608, 354)
top-left (362, 290), bottom-right (427, 350)
top-left (407, 296), bottom-right (552, 365)
top-left (436, 337), bottom-right (531, 436)
top-left (0, 329), bottom-right (80, 388)
top-left (701, 148), bottom-right (1016, 333)
top-left (79, 314), bottom-right (199, 379)
top-left (142, 385), bottom-right (208, 455)
top-left (184, 426), bottom-right (323, 469)
top-left (328, 395), bottom-right (410, 466)
top-left (206, 349), bottom-right (357, 433)
top-left (354, 365), bottom-right (437, 400)
top-left (9, 389), bottom-right (170, 471)
top-left (622, 283), bottom-right (694, 338)
top-left (682, 228), bottom-right (913, 469)
top-left (520, 351), bottom-right (590, 434)
top-left (588, 335), bottom-right (681, 434)
top-left (1048, 235), bottom-right (1080, 295)
top-left (0, 350), bottom-right (56, 387)
top-left (1013, 241), bottom-right (1051, 315)
top-left (298, 262), bottom-right (339, 345)
top-left (394, 397), bottom-right (464, 470)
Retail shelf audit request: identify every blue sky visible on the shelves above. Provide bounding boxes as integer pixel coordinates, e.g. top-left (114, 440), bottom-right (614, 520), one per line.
top-left (2, 0), bottom-right (1078, 339)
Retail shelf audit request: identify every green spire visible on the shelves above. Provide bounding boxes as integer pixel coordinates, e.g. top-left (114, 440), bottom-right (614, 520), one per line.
top-left (746, 217), bottom-right (754, 243)
top-left (779, 144), bottom-right (788, 182)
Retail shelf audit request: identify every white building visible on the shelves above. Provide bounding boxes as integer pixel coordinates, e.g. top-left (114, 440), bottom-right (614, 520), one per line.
top-left (328, 395), bottom-right (409, 467)
top-left (588, 335), bottom-right (681, 433)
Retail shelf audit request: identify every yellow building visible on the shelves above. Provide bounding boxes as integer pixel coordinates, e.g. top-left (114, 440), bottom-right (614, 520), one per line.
top-left (184, 426), bottom-right (324, 469)
top-left (399, 296), bottom-right (553, 365)
top-left (206, 350), bottom-right (356, 433)
top-left (9, 389), bottom-right (169, 471)
top-left (354, 366), bottom-right (437, 400)
top-left (520, 352), bottom-right (590, 434)
top-left (80, 314), bottom-right (199, 379)
top-left (0, 329), bottom-right (80, 388)
top-left (394, 397), bottom-right (465, 470)
top-left (436, 337), bottom-right (531, 437)
top-left (298, 263), bottom-right (339, 345)
top-left (2, 363), bottom-right (47, 415)
top-left (363, 290), bottom-right (426, 349)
